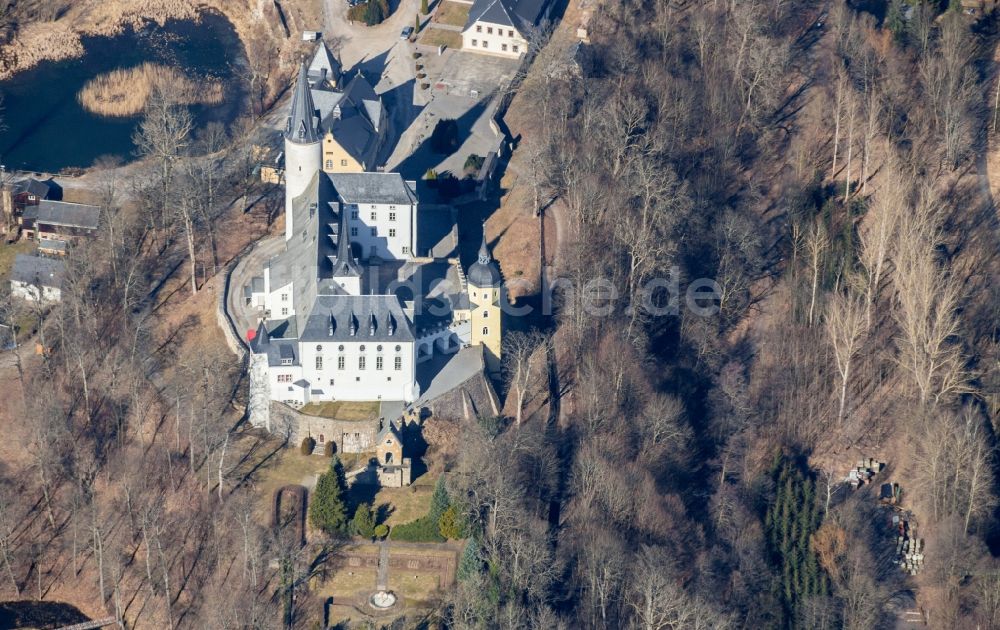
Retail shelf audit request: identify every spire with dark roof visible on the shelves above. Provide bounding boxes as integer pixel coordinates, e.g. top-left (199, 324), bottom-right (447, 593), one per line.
top-left (286, 62), bottom-right (319, 145)
top-left (331, 210), bottom-right (361, 277)
top-left (468, 229), bottom-right (502, 288)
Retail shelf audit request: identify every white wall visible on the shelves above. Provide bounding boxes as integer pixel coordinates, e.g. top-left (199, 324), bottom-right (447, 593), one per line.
top-left (296, 340), bottom-right (418, 402)
top-left (266, 281), bottom-right (295, 320)
top-left (284, 139), bottom-right (322, 241)
top-left (462, 20), bottom-right (526, 58)
top-left (343, 201), bottom-right (416, 260)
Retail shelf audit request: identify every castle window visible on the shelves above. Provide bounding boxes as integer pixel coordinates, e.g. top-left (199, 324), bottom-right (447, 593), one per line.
top-left (508, 29), bottom-right (514, 37)
top-left (376, 356), bottom-right (383, 370)
top-left (389, 212), bottom-right (396, 221)
top-left (325, 160), bottom-right (333, 169)
top-left (360, 345), bottom-right (366, 351)
top-left (329, 378), bottom-right (334, 385)
top-left (277, 374), bottom-right (291, 383)
top-left (476, 25), bottom-right (482, 32)
top-left (359, 356), bottom-right (366, 370)
top-left (487, 26), bottom-right (493, 34)
top-left (395, 345), bottom-right (401, 352)
top-left (351, 227), bottom-right (358, 236)
top-left (472, 39), bottom-right (478, 46)
top-left (389, 229), bottom-right (396, 237)
top-left (482, 327), bottom-right (488, 335)
top-left (402, 246), bottom-right (410, 254)
top-left (338, 356), bottom-right (345, 370)
top-left (371, 227), bottom-right (377, 236)
top-left (282, 293), bottom-right (288, 301)
top-left (513, 45), bottom-right (519, 53)
top-left (394, 356), bottom-right (402, 371)
top-left (341, 159), bottom-right (348, 166)
top-left (315, 356), bottom-right (323, 370)
top-left (482, 40), bottom-right (488, 48)
top-left (484, 310), bottom-right (488, 318)
top-left (281, 308), bottom-right (288, 316)
top-left (370, 211), bottom-right (377, 220)
top-left (316, 345), bottom-right (323, 352)
top-left (377, 345), bottom-right (383, 351)
top-left (351, 210), bottom-right (359, 219)
top-left (502, 44), bottom-right (507, 52)
top-left (338, 345), bottom-right (345, 351)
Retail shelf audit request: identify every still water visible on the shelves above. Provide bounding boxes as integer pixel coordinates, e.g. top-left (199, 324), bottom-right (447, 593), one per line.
top-left (0, 11), bottom-right (246, 173)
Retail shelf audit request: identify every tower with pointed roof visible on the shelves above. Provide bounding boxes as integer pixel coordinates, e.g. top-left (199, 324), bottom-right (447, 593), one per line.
top-left (330, 208), bottom-right (362, 294)
top-left (284, 61), bottom-right (323, 241)
top-left (468, 231), bottom-right (502, 376)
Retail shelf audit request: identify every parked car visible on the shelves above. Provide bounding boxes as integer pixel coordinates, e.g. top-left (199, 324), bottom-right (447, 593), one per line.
top-left (401, 26), bottom-right (414, 39)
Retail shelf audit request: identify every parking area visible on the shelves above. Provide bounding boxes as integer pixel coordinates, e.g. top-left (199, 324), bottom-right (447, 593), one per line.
top-left (420, 48), bottom-right (519, 99)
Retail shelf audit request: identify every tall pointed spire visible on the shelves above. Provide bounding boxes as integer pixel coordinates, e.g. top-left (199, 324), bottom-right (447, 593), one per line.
top-left (332, 210), bottom-right (360, 277)
top-left (477, 229), bottom-right (491, 265)
top-left (285, 61), bottom-right (319, 144)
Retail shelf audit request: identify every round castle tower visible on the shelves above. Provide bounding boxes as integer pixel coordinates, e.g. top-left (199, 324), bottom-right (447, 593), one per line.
top-left (284, 62), bottom-right (322, 241)
top-left (468, 232), bottom-right (503, 376)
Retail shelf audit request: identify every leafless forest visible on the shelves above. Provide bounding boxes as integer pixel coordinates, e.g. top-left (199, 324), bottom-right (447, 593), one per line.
top-left (0, 0), bottom-right (999, 628)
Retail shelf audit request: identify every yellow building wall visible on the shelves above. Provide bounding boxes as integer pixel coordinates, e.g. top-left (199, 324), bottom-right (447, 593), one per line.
top-left (322, 134), bottom-right (365, 173)
top-left (469, 284), bottom-right (502, 375)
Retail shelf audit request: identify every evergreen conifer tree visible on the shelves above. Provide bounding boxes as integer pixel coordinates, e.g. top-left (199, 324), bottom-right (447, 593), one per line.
top-left (309, 457), bottom-right (348, 535)
top-left (457, 537), bottom-right (481, 583)
top-left (430, 475), bottom-right (451, 523)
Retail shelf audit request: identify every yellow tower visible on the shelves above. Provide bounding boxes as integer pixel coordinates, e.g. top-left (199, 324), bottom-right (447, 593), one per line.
top-left (468, 232), bottom-right (502, 377)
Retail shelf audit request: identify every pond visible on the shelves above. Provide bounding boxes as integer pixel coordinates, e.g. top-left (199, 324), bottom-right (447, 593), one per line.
top-left (0, 11), bottom-right (247, 173)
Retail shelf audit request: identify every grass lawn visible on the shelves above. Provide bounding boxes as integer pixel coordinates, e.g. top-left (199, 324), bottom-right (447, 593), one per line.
top-left (0, 239), bottom-right (36, 283)
top-left (389, 573), bottom-right (440, 600)
top-left (419, 27), bottom-right (462, 50)
top-left (432, 1), bottom-right (470, 27)
top-left (299, 400), bottom-right (379, 420)
top-left (317, 567), bottom-right (378, 599)
top-left (253, 448), bottom-right (330, 517)
top-left (374, 485), bottom-right (434, 527)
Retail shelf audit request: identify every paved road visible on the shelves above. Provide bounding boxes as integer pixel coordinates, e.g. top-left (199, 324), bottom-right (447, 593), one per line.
top-left (227, 235), bottom-right (285, 337)
top-left (322, 0), bottom-right (420, 70)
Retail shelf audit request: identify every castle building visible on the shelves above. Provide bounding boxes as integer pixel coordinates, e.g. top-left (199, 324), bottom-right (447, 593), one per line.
top-left (247, 50), bottom-right (505, 427)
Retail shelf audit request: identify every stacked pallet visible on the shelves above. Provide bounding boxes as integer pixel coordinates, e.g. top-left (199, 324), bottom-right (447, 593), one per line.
top-left (847, 458), bottom-right (883, 487)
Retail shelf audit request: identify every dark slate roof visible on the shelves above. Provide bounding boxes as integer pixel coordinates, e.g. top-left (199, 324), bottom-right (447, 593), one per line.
top-left (12, 178), bottom-right (52, 199)
top-left (467, 233), bottom-right (501, 288)
top-left (376, 420), bottom-right (403, 444)
top-left (331, 208), bottom-right (361, 278)
top-left (464, 0), bottom-right (549, 30)
top-left (308, 41), bottom-right (342, 87)
top-left (36, 200), bottom-right (100, 230)
top-left (38, 238), bottom-right (68, 253)
top-left (286, 62), bottom-right (320, 145)
top-left (298, 294), bottom-right (415, 343)
top-left (11, 254), bottom-right (65, 288)
top-left (327, 172), bottom-right (417, 206)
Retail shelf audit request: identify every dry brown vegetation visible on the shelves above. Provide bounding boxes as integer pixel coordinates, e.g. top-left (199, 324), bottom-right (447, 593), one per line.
top-left (77, 63), bottom-right (223, 117)
top-left (1, 0), bottom-right (319, 112)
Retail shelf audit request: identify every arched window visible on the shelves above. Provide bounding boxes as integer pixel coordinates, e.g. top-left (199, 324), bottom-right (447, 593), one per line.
top-left (482, 327), bottom-right (488, 335)
top-left (316, 345), bottom-right (323, 352)
top-left (377, 345), bottom-right (383, 351)
top-left (385, 452), bottom-right (393, 464)
top-left (395, 345), bottom-right (401, 352)
top-left (338, 345), bottom-right (345, 351)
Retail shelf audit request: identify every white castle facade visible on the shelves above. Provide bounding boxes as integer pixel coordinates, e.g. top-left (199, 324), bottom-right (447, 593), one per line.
top-left (247, 60), bottom-right (503, 421)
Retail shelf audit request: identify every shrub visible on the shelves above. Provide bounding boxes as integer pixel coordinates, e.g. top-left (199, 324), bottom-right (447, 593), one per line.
top-left (388, 515), bottom-right (445, 542)
top-left (429, 476), bottom-right (451, 523)
top-left (374, 524), bottom-right (389, 539)
top-left (352, 504), bottom-right (375, 538)
top-left (417, 72), bottom-right (426, 80)
top-left (421, 0), bottom-right (429, 14)
top-left (425, 168), bottom-right (438, 181)
top-left (348, 0), bottom-right (390, 25)
top-left (438, 505), bottom-right (464, 539)
top-left (430, 118), bottom-right (459, 154)
top-left (323, 441), bottom-right (335, 457)
top-left (421, 82), bottom-right (430, 90)
top-left (416, 64), bottom-right (423, 71)
top-left (412, 52), bottom-right (422, 59)
top-left (463, 153), bottom-right (484, 174)
top-left (300, 437), bottom-right (316, 455)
